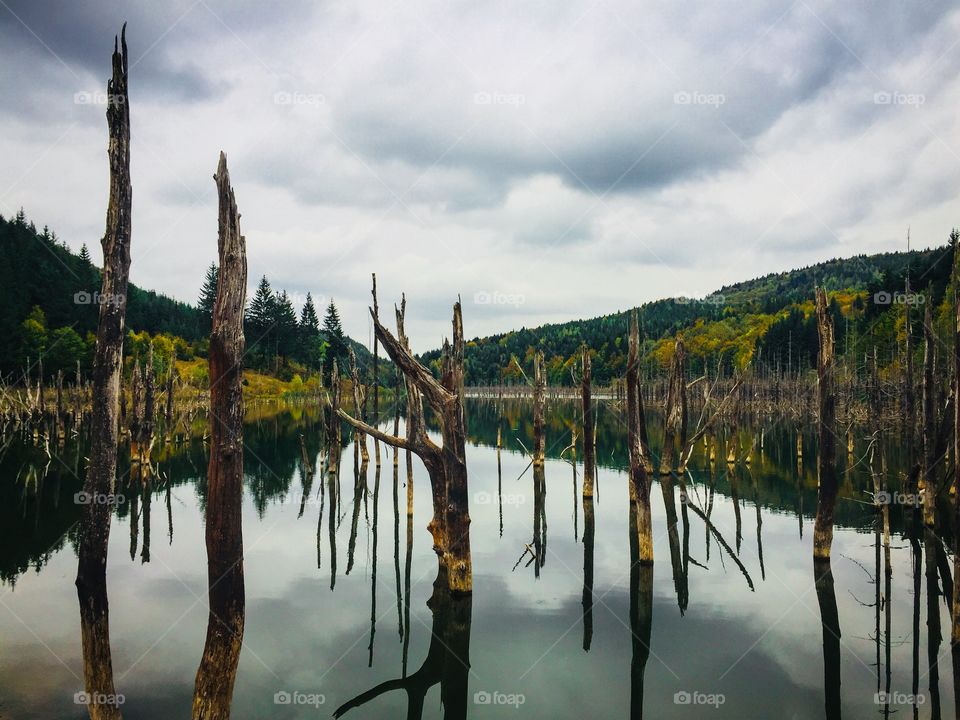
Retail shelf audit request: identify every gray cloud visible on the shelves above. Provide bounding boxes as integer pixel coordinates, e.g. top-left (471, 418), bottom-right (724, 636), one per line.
top-left (1, 0), bottom-right (960, 349)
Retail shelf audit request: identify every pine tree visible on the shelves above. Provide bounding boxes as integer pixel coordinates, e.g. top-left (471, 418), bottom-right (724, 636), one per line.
top-left (273, 290), bottom-right (298, 366)
top-left (79, 243), bottom-right (92, 265)
top-left (246, 275), bottom-right (276, 366)
top-left (297, 292), bottom-right (323, 369)
top-left (322, 298), bottom-right (348, 379)
top-left (197, 262), bottom-right (219, 330)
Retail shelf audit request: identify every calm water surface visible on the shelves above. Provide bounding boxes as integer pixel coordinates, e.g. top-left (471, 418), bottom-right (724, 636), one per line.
top-left (0, 399), bottom-right (954, 718)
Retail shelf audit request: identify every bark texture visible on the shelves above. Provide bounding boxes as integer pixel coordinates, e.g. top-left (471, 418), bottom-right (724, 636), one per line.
top-left (813, 287), bottom-right (838, 560)
top-left (75, 26), bottom-right (131, 720)
top-left (192, 152), bottom-right (247, 720)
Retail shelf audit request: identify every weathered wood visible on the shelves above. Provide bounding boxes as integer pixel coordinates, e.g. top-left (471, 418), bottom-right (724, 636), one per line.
top-left (813, 288), bottom-right (838, 560)
top-left (627, 310), bottom-right (653, 564)
top-left (533, 351), bottom-right (546, 466)
top-left (951, 229), bottom-right (960, 647)
top-left (192, 152), bottom-right (247, 720)
top-left (339, 298), bottom-right (472, 594)
top-left (371, 273), bottom-right (381, 467)
top-left (349, 347), bottom-right (369, 464)
top-left (581, 346), bottom-right (595, 498)
top-left (659, 339), bottom-right (686, 475)
top-left (921, 301), bottom-right (938, 527)
top-left (74, 26), bottom-right (130, 720)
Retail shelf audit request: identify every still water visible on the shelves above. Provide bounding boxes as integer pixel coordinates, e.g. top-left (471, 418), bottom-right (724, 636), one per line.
top-left (0, 399), bottom-right (954, 718)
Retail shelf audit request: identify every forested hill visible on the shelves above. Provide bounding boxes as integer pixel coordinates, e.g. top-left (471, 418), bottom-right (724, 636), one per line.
top-left (0, 211), bottom-right (384, 383)
top-left (420, 239), bottom-right (957, 387)
top-left (0, 211), bottom-right (201, 377)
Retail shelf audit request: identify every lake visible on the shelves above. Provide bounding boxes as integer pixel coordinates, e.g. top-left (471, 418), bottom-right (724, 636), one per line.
top-left (0, 398), bottom-right (953, 719)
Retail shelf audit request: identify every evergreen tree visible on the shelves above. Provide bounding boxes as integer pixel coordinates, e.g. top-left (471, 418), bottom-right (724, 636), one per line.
top-left (78, 243), bottom-right (91, 265)
top-left (246, 275), bottom-right (276, 366)
top-left (197, 262), bottom-right (219, 331)
top-left (322, 299), bottom-right (348, 379)
top-left (297, 292), bottom-right (323, 369)
top-left (273, 290), bottom-right (298, 366)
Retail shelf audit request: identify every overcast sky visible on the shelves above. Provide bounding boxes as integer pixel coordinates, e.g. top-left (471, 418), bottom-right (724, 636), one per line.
top-left (1, 0), bottom-right (959, 351)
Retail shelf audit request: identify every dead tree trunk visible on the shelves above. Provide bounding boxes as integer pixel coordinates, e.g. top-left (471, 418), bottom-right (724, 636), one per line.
top-left (371, 273), bottom-right (381, 467)
top-left (349, 347), bottom-right (369, 465)
top-left (813, 288), bottom-right (838, 560)
top-left (627, 311), bottom-right (653, 564)
top-left (339, 299), bottom-right (472, 594)
top-left (327, 360), bottom-right (342, 477)
top-left (192, 152), bottom-right (247, 720)
top-left (951, 229), bottom-right (960, 648)
top-left (921, 301), bottom-right (938, 527)
top-left (75, 25), bottom-right (131, 720)
top-left (581, 346), bottom-right (595, 498)
top-left (140, 342), bottom-right (155, 460)
top-left (659, 339), bottom-right (686, 475)
top-left (533, 351), bottom-right (546, 466)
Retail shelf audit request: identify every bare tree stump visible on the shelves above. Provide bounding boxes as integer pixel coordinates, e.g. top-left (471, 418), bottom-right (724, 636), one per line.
top-left (192, 152), bottom-right (247, 720)
top-left (581, 346), bottom-right (595, 498)
top-left (627, 311), bottom-right (653, 564)
top-left (75, 25), bottom-right (131, 720)
top-left (813, 288), bottom-right (838, 560)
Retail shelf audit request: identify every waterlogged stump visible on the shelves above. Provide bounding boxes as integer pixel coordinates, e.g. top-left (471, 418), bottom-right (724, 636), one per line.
top-left (192, 153), bottom-right (247, 720)
top-left (627, 311), bottom-right (653, 564)
top-left (339, 299), bottom-right (472, 594)
top-left (581, 346), bottom-right (596, 498)
top-left (813, 287), bottom-right (838, 560)
top-left (75, 26), bottom-right (131, 720)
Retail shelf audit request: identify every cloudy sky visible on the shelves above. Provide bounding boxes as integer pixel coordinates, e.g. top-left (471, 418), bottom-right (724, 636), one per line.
top-left (1, 0), bottom-right (959, 351)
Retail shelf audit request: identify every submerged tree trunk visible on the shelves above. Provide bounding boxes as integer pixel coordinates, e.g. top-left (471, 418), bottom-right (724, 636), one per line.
top-left (627, 311), bottom-right (653, 564)
top-left (192, 152), bottom-right (247, 720)
top-left (813, 288), bottom-right (838, 560)
top-left (339, 299), bottom-right (472, 594)
top-left (75, 26), bottom-right (131, 720)
top-left (659, 339), bottom-right (685, 475)
top-left (533, 351), bottom-right (545, 466)
top-left (921, 301), bottom-right (938, 528)
top-left (951, 230), bottom-right (960, 650)
top-left (581, 346), bottom-right (595, 498)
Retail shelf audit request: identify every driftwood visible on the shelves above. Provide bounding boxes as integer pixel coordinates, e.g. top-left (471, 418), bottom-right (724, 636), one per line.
top-left (74, 26), bottom-right (130, 720)
top-left (813, 287), bottom-right (838, 560)
top-left (192, 152), bottom-right (247, 720)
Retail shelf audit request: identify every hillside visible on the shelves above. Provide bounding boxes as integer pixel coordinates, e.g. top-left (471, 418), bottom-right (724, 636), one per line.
top-left (0, 211), bottom-right (384, 383)
top-left (420, 240), bottom-right (957, 386)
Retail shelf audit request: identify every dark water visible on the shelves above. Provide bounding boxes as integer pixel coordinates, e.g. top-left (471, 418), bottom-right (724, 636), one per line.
top-left (0, 399), bottom-right (955, 718)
